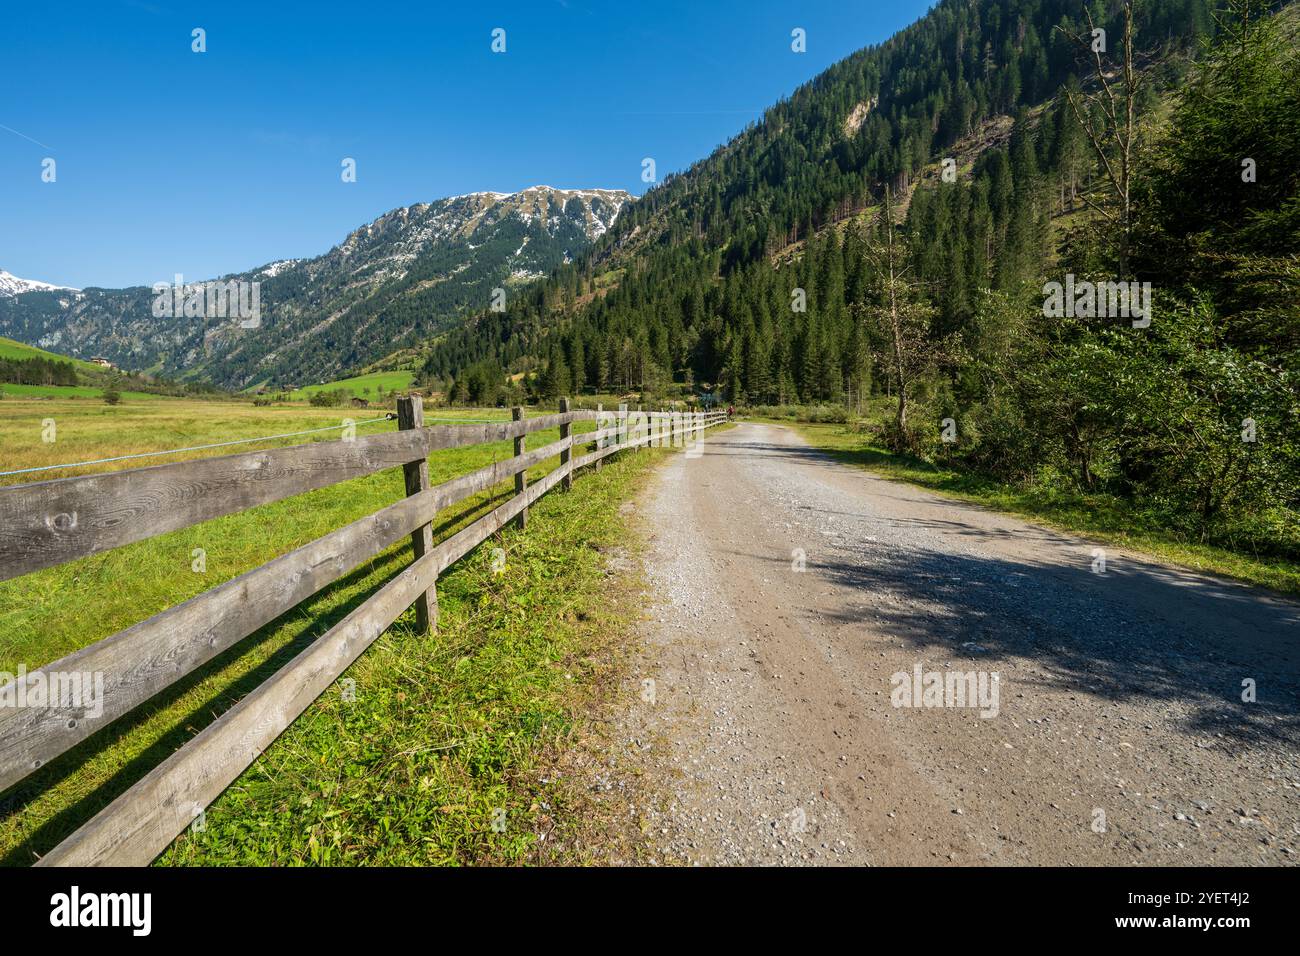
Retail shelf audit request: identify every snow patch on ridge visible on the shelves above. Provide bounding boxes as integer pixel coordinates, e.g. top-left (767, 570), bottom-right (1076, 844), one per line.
top-left (0, 269), bottom-right (78, 297)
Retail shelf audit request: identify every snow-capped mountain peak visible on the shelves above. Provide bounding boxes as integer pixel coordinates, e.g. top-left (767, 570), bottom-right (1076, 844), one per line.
top-left (0, 270), bottom-right (77, 298)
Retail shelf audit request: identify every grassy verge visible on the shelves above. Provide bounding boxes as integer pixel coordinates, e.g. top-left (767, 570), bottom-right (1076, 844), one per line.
top-left (780, 420), bottom-right (1300, 597)
top-left (0, 398), bottom-right (666, 864)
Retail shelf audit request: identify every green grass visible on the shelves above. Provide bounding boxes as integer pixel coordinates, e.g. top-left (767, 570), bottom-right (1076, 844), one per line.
top-left (781, 420), bottom-right (1300, 597)
top-left (0, 336), bottom-right (101, 373)
top-left (0, 336), bottom-right (180, 403)
top-left (0, 383), bottom-right (158, 401)
top-left (0, 396), bottom-right (665, 864)
top-left (0, 397), bottom-right (512, 483)
top-left (0, 397), bottom-right (399, 482)
top-left (0, 336), bottom-right (134, 400)
top-left (279, 370), bottom-right (417, 401)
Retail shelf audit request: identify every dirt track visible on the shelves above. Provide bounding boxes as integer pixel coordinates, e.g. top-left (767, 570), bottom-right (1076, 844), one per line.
top-left (615, 422), bottom-right (1300, 865)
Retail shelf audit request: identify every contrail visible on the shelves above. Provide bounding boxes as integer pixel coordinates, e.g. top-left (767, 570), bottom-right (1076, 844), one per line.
top-left (0, 123), bottom-right (52, 150)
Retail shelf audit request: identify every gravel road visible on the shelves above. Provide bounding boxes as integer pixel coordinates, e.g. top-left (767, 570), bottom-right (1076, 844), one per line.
top-left (614, 422), bottom-right (1300, 866)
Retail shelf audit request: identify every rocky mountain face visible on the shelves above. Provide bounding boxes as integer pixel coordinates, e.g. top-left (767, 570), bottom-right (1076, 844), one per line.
top-left (0, 186), bottom-right (629, 388)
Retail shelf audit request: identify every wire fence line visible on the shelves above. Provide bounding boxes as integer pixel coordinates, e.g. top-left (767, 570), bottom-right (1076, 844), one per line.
top-left (0, 413), bottom-right (508, 479)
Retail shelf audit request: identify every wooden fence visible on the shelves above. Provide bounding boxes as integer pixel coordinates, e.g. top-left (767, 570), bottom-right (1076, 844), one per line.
top-left (0, 400), bottom-right (726, 866)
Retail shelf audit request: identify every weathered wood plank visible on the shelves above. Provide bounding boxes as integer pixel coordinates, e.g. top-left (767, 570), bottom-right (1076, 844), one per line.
top-left (37, 458), bottom-right (575, 867)
top-left (0, 429), bottom-right (426, 583)
top-left (429, 452), bottom-right (571, 578)
top-left (37, 551), bottom-right (446, 866)
top-left (0, 433), bottom-right (573, 794)
top-left (397, 396), bottom-right (436, 634)
top-left (0, 411), bottom-right (596, 583)
top-left (559, 398), bottom-right (573, 492)
top-left (512, 407), bottom-right (527, 531)
top-left (0, 492), bottom-right (425, 796)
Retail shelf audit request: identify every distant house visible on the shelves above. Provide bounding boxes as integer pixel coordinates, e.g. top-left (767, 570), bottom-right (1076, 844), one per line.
top-left (90, 357), bottom-right (116, 369)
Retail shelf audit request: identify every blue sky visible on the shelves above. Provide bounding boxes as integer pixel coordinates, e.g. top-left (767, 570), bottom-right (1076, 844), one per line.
top-left (1, 0), bottom-right (934, 289)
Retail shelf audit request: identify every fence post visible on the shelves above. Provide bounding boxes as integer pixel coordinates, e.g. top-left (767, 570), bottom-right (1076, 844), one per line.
top-left (560, 396), bottom-right (573, 491)
top-left (512, 406), bottom-right (528, 530)
top-left (396, 395), bottom-right (437, 633)
top-left (594, 403), bottom-right (603, 472)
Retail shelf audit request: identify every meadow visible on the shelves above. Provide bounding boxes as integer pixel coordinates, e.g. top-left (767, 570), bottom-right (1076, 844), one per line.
top-left (279, 369), bottom-right (417, 402)
top-left (0, 337), bottom-right (102, 370)
top-left (0, 395), bottom-right (441, 484)
top-left (0, 392), bottom-right (660, 865)
top-left (0, 383), bottom-right (160, 401)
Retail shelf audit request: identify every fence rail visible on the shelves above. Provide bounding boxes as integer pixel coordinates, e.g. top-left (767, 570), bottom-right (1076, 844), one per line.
top-left (0, 400), bottom-right (726, 866)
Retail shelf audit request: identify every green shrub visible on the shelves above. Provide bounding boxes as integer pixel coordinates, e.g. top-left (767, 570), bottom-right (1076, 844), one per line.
top-left (746, 403), bottom-right (848, 423)
top-left (309, 388), bottom-right (351, 408)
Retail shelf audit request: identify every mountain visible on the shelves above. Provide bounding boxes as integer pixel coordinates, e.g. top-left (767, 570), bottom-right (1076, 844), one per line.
top-left (420, 0), bottom-right (1298, 563)
top-left (0, 271), bottom-right (76, 298)
top-left (0, 186), bottom-right (629, 389)
top-left (421, 0), bottom-right (1224, 393)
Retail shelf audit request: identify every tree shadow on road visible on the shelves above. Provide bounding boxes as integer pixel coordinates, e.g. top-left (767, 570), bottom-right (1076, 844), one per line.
top-left (746, 541), bottom-right (1300, 752)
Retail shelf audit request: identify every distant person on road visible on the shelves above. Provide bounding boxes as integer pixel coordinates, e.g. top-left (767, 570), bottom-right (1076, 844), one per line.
top-left (727, 405), bottom-right (734, 418)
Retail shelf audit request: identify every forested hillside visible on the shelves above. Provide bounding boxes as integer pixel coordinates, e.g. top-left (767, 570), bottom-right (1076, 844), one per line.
top-left (422, 0), bottom-right (1216, 391)
top-left (422, 0), bottom-right (1297, 559)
